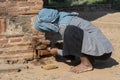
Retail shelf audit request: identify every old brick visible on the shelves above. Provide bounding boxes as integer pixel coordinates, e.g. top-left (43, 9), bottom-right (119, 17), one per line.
top-left (5, 34), bottom-right (24, 38)
top-left (18, 10), bottom-right (39, 15)
top-left (5, 3), bottom-right (17, 7)
top-left (0, 44), bottom-right (14, 48)
top-left (36, 44), bottom-right (47, 50)
top-left (5, 49), bottom-right (33, 55)
top-left (0, 51), bottom-right (3, 54)
top-left (32, 35), bottom-right (45, 40)
top-left (17, 49), bottom-right (33, 53)
top-left (0, 39), bottom-right (8, 44)
top-left (0, 0), bottom-right (6, 2)
top-left (17, 2), bottom-right (35, 7)
top-left (0, 3), bottom-right (6, 7)
top-left (0, 2), bottom-right (17, 7)
top-left (27, 0), bottom-right (42, 2)
top-left (10, 38), bottom-right (22, 43)
top-left (31, 6), bottom-right (42, 11)
top-left (0, 35), bottom-right (5, 39)
top-left (0, 19), bottom-right (6, 34)
top-left (41, 40), bottom-right (51, 45)
top-left (0, 0), bottom-right (43, 16)
top-left (7, 0), bottom-right (28, 1)
top-left (17, 43), bottom-right (30, 46)
top-left (38, 50), bottom-right (50, 56)
top-left (0, 7), bottom-right (8, 16)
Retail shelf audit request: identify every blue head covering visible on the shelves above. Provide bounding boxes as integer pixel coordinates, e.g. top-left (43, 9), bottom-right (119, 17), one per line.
top-left (34, 8), bottom-right (79, 32)
top-left (34, 8), bottom-right (59, 32)
top-left (38, 8), bottom-right (59, 22)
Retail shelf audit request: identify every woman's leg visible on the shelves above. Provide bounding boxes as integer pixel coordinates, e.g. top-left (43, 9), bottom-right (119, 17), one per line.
top-left (63, 25), bottom-right (93, 73)
top-left (70, 56), bottom-right (93, 73)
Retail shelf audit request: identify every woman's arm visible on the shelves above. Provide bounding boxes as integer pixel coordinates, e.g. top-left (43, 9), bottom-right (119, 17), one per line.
top-left (48, 48), bottom-right (63, 56)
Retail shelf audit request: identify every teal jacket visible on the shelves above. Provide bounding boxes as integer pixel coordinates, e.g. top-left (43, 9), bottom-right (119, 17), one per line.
top-left (34, 8), bottom-right (114, 56)
top-left (34, 8), bottom-right (78, 32)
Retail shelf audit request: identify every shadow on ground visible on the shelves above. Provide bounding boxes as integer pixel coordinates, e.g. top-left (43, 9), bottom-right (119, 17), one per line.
top-left (93, 58), bottom-right (119, 69)
top-left (55, 55), bottom-right (119, 69)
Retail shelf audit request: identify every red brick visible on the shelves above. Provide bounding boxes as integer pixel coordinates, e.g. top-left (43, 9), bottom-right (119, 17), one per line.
top-left (36, 44), bottom-right (47, 50)
top-left (0, 51), bottom-right (3, 54)
top-left (0, 44), bottom-right (14, 48)
top-left (7, 0), bottom-right (27, 1)
top-left (4, 49), bottom-right (33, 55)
top-left (17, 49), bottom-right (33, 53)
top-left (0, 35), bottom-right (5, 39)
top-left (0, 3), bottom-right (17, 7)
top-left (0, 0), bottom-right (43, 16)
top-left (0, 7), bottom-right (8, 15)
top-left (0, 3), bottom-right (6, 7)
top-left (5, 34), bottom-right (24, 38)
top-left (17, 2), bottom-right (35, 7)
top-left (0, 0), bottom-right (6, 2)
top-left (38, 50), bottom-right (50, 56)
top-left (8, 3), bottom-right (17, 7)
top-left (0, 39), bottom-right (8, 44)
top-left (27, 0), bottom-right (42, 2)
top-left (17, 43), bottom-right (30, 46)
top-left (18, 10), bottom-right (39, 15)
top-left (31, 6), bottom-right (42, 11)
top-left (7, 49), bottom-right (33, 54)
top-left (10, 38), bottom-right (22, 43)
top-left (0, 19), bottom-right (6, 34)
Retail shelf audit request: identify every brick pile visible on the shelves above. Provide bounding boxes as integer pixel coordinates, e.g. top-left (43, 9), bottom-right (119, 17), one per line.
top-left (31, 36), bottom-right (51, 59)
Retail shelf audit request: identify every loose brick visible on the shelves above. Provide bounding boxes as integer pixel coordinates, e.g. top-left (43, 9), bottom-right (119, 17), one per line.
top-left (41, 40), bottom-right (51, 45)
top-left (36, 44), bottom-right (47, 50)
top-left (38, 50), bottom-right (50, 56)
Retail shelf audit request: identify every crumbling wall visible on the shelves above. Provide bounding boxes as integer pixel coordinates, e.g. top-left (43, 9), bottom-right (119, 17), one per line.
top-left (0, 0), bottom-right (44, 60)
top-left (0, 0), bottom-right (43, 16)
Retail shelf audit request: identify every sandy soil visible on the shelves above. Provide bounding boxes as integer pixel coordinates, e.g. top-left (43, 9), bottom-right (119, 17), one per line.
top-left (0, 12), bottom-right (120, 80)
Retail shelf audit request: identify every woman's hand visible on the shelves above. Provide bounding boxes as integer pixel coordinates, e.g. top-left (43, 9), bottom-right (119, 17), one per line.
top-left (48, 48), bottom-right (58, 55)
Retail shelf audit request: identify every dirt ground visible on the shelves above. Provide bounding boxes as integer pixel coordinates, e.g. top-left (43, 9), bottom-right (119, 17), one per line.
top-left (0, 12), bottom-right (120, 80)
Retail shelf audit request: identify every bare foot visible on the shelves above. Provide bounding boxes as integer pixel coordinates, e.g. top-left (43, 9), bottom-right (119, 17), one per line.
top-left (70, 63), bottom-right (93, 74)
top-left (70, 56), bottom-right (93, 73)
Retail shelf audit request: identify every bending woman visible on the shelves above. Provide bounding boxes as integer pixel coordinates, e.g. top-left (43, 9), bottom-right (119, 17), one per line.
top-left (34, 8), bottom-right (114, 73)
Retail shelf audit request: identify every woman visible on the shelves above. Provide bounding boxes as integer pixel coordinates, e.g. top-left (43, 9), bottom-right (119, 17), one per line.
top-left (34, 8), bottom-right (114, 73)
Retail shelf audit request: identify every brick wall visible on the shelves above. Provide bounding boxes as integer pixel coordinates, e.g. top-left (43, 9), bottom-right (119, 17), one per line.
top-left (0, 0), bottom-right (43, 16)
top-left (0, 19), bottom-right (6, 34)
top-left (0, 0), bottom-right (44, 60)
